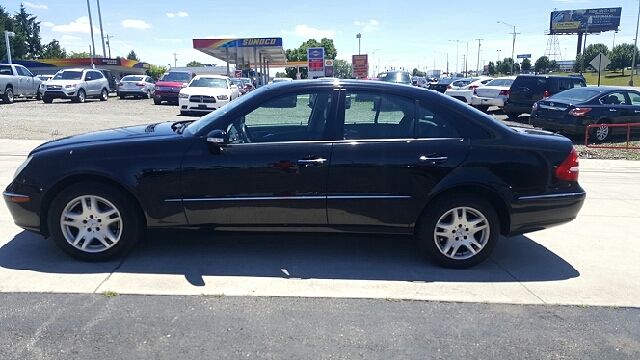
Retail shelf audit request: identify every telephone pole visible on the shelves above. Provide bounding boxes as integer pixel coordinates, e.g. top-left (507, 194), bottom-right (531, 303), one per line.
top-left (173, 53), bottom-right (178, 67)
top-left (96, 0), bottom-right (106, 58)
top-left (105, 34), bottom-right (113, 58)
top-left (475, 39), bottom-right (483, 75)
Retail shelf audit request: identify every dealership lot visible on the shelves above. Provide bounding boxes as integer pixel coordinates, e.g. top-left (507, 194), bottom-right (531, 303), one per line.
top-left (0, 132), bottom-right (639, 307)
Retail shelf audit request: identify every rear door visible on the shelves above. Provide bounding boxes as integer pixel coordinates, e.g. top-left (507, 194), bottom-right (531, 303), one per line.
top-left (326, 89), bottom-right (469, 228)
top-left (599, 91), bottom-right (630, 125)
top-left (627, 91), bottom-right (640, 124)
top-left (510, 76), bottom-right (546, 106)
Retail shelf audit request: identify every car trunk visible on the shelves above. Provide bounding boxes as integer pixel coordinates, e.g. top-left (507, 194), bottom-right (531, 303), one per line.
top-left (536, 100), bottom-right (572, 122)
top-left (475, 87), bottom-right (501, 98)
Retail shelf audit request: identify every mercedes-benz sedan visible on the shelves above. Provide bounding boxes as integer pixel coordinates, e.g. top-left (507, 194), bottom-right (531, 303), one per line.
top-left (4, 80), bottom-right (585, 268)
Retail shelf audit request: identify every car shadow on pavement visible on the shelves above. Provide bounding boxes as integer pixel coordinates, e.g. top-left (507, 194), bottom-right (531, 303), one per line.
top-left (0, 229), bottom-right (579, 286)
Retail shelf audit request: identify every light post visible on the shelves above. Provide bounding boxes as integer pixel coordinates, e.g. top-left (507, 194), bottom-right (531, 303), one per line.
top-left (497, 49), bottom-right (501, 63)
top-left (631, 0), bottom-right (640, 86)
top-left (475, 39), bottom-right (483, 75)
top-left (356, 33), bottom-right (361, 55)
top-left (448, 39), bottom-right (460, 74)
top-left (497, 21), bottom-right (518, 75)
top-left (4, 31), bottom-right (15, 64)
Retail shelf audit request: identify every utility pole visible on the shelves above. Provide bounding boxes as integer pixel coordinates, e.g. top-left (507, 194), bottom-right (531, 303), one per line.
top-left (465, 41), bottom-right (469, 75)
top-left (105, 34), bottom-right (113, 58)
top-left (631, 0), bottom-right (640, 86)
top-left (475, 39), bottom-right (483, 75)
top-left (173, 53), bottom-right (178, 68)
top-left (96, 0), bottom-right (106, 58)
top-left (86, 0), bottom-right (96, 61)
top-left (497, 21), bottom-right (519, 75)
top-left (497, 49), bottom-right (501, 62)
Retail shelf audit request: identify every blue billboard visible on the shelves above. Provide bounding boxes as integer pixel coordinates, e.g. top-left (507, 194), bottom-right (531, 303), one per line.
top-left (550, 8), bottom-right (621, 34)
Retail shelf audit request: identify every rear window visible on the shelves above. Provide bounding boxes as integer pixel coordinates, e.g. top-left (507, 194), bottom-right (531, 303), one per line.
top-left (0, 65), bottom-right (13, 76)
top-left (189, 78), bottom-right (228, 88)
top-left (549, 88), bottom-right (600, 102)
top-left (485, 79), bottom-right (514, 87)
top-left (513, 76), bottom-right (547, 90)
top-left (122, 75), bottom-right (144, 82)
top-left (379, 72), bottom-right (411, 83)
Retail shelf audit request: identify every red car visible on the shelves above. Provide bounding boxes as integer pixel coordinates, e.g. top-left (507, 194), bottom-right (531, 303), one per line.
top-left (153, 71), bottom-right (195, 105)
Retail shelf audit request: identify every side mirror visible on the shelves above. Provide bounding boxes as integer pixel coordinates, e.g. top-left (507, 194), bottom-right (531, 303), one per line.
top-left (206, 129), bottom-right (229, 146)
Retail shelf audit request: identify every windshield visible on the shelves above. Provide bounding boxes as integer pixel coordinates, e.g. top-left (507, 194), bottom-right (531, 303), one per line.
top-left (549, 88), bottom-right (600, 102)
top-left (53, 71), bottom-right (83, 80)
top-left (189, 78), bottom-right (228, 88)
top-left (186, 86), bottom-right (265, 135)
top-left (161, 72), bottom-right (192, 82)
top-left (379, 72), bottom-right (411, 83)
top-left (121, 75), bottom-right (144, 82)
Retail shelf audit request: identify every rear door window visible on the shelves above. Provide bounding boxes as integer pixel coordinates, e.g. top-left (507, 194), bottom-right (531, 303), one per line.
top-left (343, 92), bottom-right (415, 140)
top-left (599, 92), bottom-right (629, 105)
top-left (628, 91), bottom-right (640, 105)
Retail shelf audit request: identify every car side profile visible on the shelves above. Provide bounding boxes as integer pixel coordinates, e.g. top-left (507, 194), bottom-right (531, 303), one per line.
top-left (42, 68), bottom-right (110, 103)
top-left (0, 63), bottom-right (42, 103)
top-left (4, 80), bottom-right (585, 268)
top-left (504, 74), bottom-right (586, 119)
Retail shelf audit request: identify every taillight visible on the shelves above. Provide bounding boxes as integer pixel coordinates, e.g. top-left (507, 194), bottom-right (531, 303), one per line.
top-left (447, 85), bottom-right (452, 90)
top-left (568, 107), bottom-right (592, 117)
top-left (136, 82), bottom-right (144, 87)
top-left (499, 89), bottom-right (510, 96)
top-left (543, 90), bottom-right (550, 98)
top-left (555, 148), bottom-right (579, 182)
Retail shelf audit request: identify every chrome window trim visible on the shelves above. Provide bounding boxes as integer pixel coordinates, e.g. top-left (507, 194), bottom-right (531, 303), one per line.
top-left (517, 192), bottom-right (586, 201)
top-left (165, 195), bottom-right (411, 203)
top-left (225, 137), bottom-right (465, 146)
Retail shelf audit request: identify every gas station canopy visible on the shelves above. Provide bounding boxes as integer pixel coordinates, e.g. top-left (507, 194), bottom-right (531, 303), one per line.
top-left (193, 37), bottom-right (287, 69)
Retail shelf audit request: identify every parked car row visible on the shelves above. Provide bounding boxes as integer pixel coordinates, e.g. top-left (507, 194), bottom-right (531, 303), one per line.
top-left (0, 63), bottom-right (42, 103)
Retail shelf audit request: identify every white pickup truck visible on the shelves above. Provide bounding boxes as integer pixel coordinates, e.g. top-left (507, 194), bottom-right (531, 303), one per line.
top-left (0, 63), bottom-right (42, 104)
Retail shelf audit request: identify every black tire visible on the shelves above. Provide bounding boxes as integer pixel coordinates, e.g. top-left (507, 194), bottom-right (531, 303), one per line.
top-left (475, 105), bottom-right (489, 113)
top-left (42, 96), bottom-right (53, 104)
top-left (179, 110), bottom-right (189, 116)
top-left (119, 95), bottom-right (126, 100)
top-left (505, 111), bottom-right (520, 121)
top-left (590, 121), bottom-right (612, 143)
top-left (153, 97), bottom-right (161, 105)
top-left (36, 90), bottom-right (42, 101)
top-left (99, 88), bottom-right (108, 101)
top-left (74, 89), bottom-right (86, 103)
top-left (47, 182), bottom-right (144, 261)
top-left (416, 194), bottom-right (500, 269)
top-left (3, 87), bottom-right (14, 104)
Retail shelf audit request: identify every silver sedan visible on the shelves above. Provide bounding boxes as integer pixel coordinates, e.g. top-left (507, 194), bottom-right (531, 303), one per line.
top-left (117, 75), bottom-right (155, 99)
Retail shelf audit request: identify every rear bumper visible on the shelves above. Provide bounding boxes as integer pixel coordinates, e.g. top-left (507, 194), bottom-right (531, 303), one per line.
top-left (530, 117), bottom-right (583, 135)
top-left (470, 95), bottom-right (506, 107)
top-left (119, 90), bottom-right (148, 96)
top-left (508, 191), bottom-right (586, 235)
top-left (504, 102), bottom-right (533, 116)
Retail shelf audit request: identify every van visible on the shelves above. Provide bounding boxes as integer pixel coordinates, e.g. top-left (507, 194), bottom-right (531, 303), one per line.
top-left (504, 75), bottom-right (586, 119)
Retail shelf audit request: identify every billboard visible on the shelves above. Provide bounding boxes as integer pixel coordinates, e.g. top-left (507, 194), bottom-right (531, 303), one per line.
top-left (352, 54), bottom-right (369, 79)
top-left (307, 47), bottom-right (325, 78)
top-left (550, 8), bottom-right (621, 34)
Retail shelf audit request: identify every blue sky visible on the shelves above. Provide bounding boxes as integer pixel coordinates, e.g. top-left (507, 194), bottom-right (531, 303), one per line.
top-left (3, 0), bottom-right (638, 73)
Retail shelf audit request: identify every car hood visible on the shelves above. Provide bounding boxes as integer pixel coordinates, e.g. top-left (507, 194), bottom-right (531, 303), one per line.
top-left (45, 79), bottom-right (83, 86)
top-left (180, 87), bottom-right (231, 96)
top-left (31, 122), bottom-right (179, 155)
top-left (155, 81), bottom-right (186, 88)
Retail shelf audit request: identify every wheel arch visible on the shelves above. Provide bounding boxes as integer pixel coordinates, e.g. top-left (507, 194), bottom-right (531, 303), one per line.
top-left (416, 184), bottom-right (511, 236)
top-left (40, 173), bottom-right (147, 237)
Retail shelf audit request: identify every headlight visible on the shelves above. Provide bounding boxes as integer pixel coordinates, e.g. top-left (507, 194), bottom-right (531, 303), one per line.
top-left (64, 84), bottom-right (76, 89)
top-left (217, 95), bottom-right (229, 100)
top-left (179, 93), bottom-right (189, 99)
top-left (13, 155), bottom-right (33, 180)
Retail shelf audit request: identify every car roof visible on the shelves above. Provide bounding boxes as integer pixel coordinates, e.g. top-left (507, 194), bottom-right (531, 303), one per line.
top-left (193, 74), bottom-right (229, 79)
top-left (516, 74), bottom-right (582, 79)
top-left (60, 68), bottom-right (89, 72)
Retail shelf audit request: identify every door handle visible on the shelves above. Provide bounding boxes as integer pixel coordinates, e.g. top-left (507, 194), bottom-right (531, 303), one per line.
top-left (419, 155), bottom-right (448, 164)
top-left (297, 158), bottom-right (327, 166)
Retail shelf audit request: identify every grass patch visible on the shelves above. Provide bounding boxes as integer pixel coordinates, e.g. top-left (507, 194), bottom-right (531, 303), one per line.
top-left (102, 290), bottom-right (119, 298)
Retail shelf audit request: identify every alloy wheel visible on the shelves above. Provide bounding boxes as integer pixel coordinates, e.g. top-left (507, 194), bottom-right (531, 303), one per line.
top-left (60, 195), bottom-right (122, 253)
top-left (433, 206), bottom-right (490, 260)
top-left (596, 124), bottom-right (609, 141)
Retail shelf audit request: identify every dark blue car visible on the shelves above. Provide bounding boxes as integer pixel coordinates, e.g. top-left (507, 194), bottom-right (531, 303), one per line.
top-left (531, 87), bottom-right (640, 142)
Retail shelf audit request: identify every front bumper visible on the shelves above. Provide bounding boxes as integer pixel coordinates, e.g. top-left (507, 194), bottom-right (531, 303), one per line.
top-left (470, 95), bottom-right (506, 107)
top-left (509, 191), bottom-right (586, 235)
top-left (43, 90), bottom-right (77, 99)
top-left (179, 98), bottom-right (229, 113)
top-left (154, 92), bottom-right (180, 102)
top-left (3, 186), bottom-right (43, 234)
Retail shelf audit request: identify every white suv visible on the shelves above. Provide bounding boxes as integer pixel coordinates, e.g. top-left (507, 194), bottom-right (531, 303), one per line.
top-left (42, 68), bottom-right (110, 103)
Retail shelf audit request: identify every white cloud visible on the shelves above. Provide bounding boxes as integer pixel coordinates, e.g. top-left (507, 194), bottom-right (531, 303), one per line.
top-left (284, 25), bottom-right (336, 38)
top-left (51, 17), bottom-right (98, 34)
top-left (41, 21), bottom-right (55, 28)
top-left (354, 19), bottom-right (380, 33)
top-left (24, 2), bottom-right (48, 10)
top-left (121, 19), bottom-right (152, 30)
top-left (166, 11), bottom-right (189, 18)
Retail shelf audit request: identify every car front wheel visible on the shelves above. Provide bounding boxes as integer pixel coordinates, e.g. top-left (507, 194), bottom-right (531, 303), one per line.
top-left (100, 88), bottom-right (108, 101)
top-left (74, 89), bottom-right (86, 103)
top-left (47, 182), bottom-right (143, 261)
top-left (416, 194), bottom-right (499, 268)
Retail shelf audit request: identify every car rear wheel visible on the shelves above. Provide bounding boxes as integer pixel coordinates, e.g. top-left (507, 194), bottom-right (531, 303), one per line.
top-left (119, 95), bottom-right (126, 100)
top-left (100, 88), bottom-right (108, 101)
top-left (475, 105), bottom-right (489, 112)
top-left (47, 182), bottom-right (143, 261)
top-left (591, 121), bottom-right (611, 143)
top-left (74, 89), bottom-right (86, 103)
top-left (153, 97), bottom-right (161, 105)
top-left (416, 194), bottom-right (499, 268)
top-left (3, 87), bottom-right (14, 104)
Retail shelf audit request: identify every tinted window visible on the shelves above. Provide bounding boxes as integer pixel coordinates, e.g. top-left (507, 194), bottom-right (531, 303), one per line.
top-left (513, 76), bottom-right (546, 90)
top-left (550, 88), bottom-right (600, 102)
top-left (379, 72), bottom-right (412, 84)
top-left (161, 72), bottom-right (192, 82)
top-left (227, 92), bottom-right (332, 143)
top-left (629, 92), bottom-right (640, 105)
top-left (417, 102), bottom-right (460, 139)
top-left (572, 78), bottom-right (586, 87)
top-left (0, 65), bottom-right (12, 76)
top-left (15, 66), bottom-right (32, 76)
top-left (485, 79), bottom-right (514, 87)
top-left (121, 75), bottom-right (144, 82)
top-left (53, 71), bottom-right (83, 80)
top-left (91, 71), bottom-right (104, 79)
top-left (558, 78), bottom-right (574, 91)
top-left (343, 92), bottom-right (414, 140)
top-left (600, 91), bottom-right (628, 105)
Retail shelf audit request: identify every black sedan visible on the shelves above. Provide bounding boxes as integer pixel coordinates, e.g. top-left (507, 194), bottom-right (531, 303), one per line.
top-left (531, 87), bottom-right (640, 142)
top-left (4, 80), bottom-right (585, 268)
top-left (428, 77), bottom-right (457, 93)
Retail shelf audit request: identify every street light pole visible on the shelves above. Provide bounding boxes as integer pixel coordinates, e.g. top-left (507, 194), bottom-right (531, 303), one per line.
top-left (96, 0), bottom-right (107, 58)
top-left (475, 39), bottom-right (483, 75)
top-left (449, 40), bottom-right (460, 74)
top-left (498, 21), bottom-right (519, 75)
top-left (4, 31), bottom-right (15, 64)
top-left (631, 0), bottom-right (640, 86)
top-left (356, 33), bottom-right (361, 55)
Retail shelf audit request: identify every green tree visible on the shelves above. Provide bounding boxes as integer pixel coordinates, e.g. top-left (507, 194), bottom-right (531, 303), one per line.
top-left (549, 60), bottom-right (558, 72)
top-left (534, 56), bottom-right (550, 73)
top-left (274, 71), bottom-right (287, 78)
top-left (68, 51), bottom-right (91, 58)
top-left (494, 61), bottom-right (502, 75)
top-left (11, 4), bottom-right (42, 59)
top-left (333, 59), bottom-right (352, 79)
top-left (126, 50), bottom-right (140, 61)
top-left (573, 54), bottom-right (584, 73)
top-left (583, 43), bottom-right (609, 67)
top-left (146, 64), bottom-right (167, 80)
top-left (186, 61), bottom-right (202, 67)
top-left (284, 38), bottom-right (338, 79)
top-left (412, 68), bottom-right (425, 76)
top-left (609, 43), bottom-right (639, 76)
top-left (521, 58), bottom-right (531, 72)
top-left (499, 58), bottom-right (514, 74)
top-left (41, 40), bottom-right (67, 59)
top-left (487, 61), bottom-right (496, 75)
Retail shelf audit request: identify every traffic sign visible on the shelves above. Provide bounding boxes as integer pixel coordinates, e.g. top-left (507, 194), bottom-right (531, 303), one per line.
top-left (517, 54), bottom-right (532, 59)
top-left (589, 52), bottom-right (611, 72)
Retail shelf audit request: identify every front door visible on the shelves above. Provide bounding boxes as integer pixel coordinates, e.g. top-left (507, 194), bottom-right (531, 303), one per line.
top-left (181, 90), bottom-right (337, 226)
